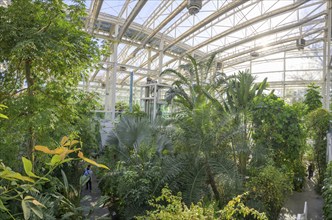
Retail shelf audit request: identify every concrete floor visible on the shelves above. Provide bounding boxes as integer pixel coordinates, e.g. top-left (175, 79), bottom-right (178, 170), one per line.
top-left (279, 178), bottom-right (324, 220)
top-left (80, 175), bottom-right (110, 220)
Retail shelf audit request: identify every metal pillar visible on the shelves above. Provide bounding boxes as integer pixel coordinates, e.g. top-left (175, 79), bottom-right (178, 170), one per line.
top-left (111, 25), bottom-right (119, 120)
top-left (283, 51), bottom-right (286, 98)
top-left (158, 40), bottom-right (164, 83)
top-left (326, 0), bottom-right (331, 110)
top-left (129, 71), bottom-right (133, 112)
top-left (104, 56), bottom-right (111, 118)
top-left (323, 37), bottom-right (327, 108)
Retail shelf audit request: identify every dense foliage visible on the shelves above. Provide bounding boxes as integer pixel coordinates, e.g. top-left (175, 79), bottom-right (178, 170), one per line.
top-left (0, 0), bottom-right (100, 160)
top-left (137, 186), bottom-right (268, 220)
top-left (307, 108), bottom-right (331, 191)
top-left (303, 83), bottom-right (322, 113)
top-left (246, 165), bottom-right (292, 220)
top-left (323, 162), bottom-right (332, 219)
top-left (0, 136), bottom-right (109, 219)
top-left (251, 94), bottom-right (306, 190)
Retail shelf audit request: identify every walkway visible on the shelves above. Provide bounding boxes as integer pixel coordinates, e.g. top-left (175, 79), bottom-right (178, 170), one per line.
top-left (80, 175), bottom-right (110, 220)
top-left (279, 178), bottom-right (324, 220)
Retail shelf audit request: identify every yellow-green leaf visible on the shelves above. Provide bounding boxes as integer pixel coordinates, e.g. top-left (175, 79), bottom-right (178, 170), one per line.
top-left (32, 199), bottom-right (46, 208)
top-left (22, 200), bottom-right (31, 220)
top-left (0, 113), bottom-right (8, 119)
top-left (60, 136), bottom-right (69, 146)
top-left (34, 145), bottom-right (55, 154)
top-left (0, 170), bottom-right (34, 183)
top-left (78, 151), bottom-right (109, 170)
top-left (22, 157), bottom-right (48, 181)
top-left (63, 140), bottom-right (80, 147)
top-left (50, 155), bottom-right (62, 166)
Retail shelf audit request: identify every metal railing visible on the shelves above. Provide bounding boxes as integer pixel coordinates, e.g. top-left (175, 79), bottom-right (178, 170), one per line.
top-left (296, 201), bottom-right (307, 220)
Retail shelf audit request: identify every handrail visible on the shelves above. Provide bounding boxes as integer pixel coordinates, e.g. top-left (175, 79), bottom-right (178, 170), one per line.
top-left (296, 201), bottom-right (307, 220)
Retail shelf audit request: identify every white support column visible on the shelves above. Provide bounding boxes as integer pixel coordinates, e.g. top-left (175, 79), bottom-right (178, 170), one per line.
top-left (148, 48), bottom-right (152, 78)
top-left (111, 25), bottom-right (119, 120)
top-left (283, 51), bottom-right (286, 98)
top-left (158, 40), bottom-right (164, 83)
top-left (326, 0), bottom-right (331, 110)
top-left (104, 56), bottom-right (111, 117)
top-left (323, 34), bottom-right (328, 108)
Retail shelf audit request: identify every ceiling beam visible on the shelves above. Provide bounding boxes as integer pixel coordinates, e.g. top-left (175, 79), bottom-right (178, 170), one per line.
top-left (206, 12), bottom-right (326, 59)
top-left (85, 0), bottom-right (104, 33)
top-left (122, 0), bottom-right (187, 63)
top-left (184, 0), bottom-right (310, 55)
top-left (117, 0), bottom-right (148, 40)
top-left (163, 0), bottom-right (249, 52)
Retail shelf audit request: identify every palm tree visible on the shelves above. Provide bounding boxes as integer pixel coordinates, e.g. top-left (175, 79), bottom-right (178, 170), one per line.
top-left (226, 70), bottom-right (267, 174)
top-left (157, 99), bottom-right (241, 207)
top-left (161, 54), bottom-right (229, 113)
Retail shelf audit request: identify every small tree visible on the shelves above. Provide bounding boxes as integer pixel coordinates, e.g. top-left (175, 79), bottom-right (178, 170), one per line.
top-left (304, 83), bottom-right (322, 113)
top-left (0, 0), bottom-right (100, 159)
top-left (307, 108), bottom-right (331, 191)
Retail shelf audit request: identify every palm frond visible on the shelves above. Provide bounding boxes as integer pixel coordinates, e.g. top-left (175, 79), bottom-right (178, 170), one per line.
top-left (186, 54), bottom-right (200, 86)
top-left (160, 68), bottom-right (190, 87)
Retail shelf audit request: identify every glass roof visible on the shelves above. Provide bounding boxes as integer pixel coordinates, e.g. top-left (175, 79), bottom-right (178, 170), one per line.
top-left (74, 0), bottom-right (331, 104)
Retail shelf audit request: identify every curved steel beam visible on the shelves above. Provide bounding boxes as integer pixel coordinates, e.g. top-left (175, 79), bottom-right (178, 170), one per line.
top-left (117, 0), bottom-right (148, 40)
top-left (85, 0), bottom-right (104, 33)
top-left (163, 0), bottom-right (249, 52)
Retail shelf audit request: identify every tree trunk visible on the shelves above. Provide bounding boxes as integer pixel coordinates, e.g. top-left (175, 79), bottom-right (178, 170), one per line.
top-left (205, 161), bottom-right (222, 208)
top-left (25, 60), bottom-right (35, 159)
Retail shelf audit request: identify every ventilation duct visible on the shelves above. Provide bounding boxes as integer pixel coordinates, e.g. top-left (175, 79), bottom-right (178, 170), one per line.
top-left (187, 0), bottom-right (202, 15)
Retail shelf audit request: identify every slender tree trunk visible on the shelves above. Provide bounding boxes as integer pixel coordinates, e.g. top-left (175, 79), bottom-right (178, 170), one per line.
top-left (205, 159), bottom-right (222, 207)
top-left (25, 60), bottom-right (35, 159)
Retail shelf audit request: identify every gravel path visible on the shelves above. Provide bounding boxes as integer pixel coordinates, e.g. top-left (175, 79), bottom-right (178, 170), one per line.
top-left (279, 178), bottom-right (324, 220)
top-left (80, 175), bottom-right (110, 220)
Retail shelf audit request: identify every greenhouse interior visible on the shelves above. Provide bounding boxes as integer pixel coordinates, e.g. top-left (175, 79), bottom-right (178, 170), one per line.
top-left (1, 0), bottom-right (332, 219)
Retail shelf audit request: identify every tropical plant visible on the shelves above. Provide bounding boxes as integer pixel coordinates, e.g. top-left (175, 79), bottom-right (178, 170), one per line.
top-left (304, 83), bottom-right (322, 113)
top-left (159, 99), bottom-right (241, 208)
top-left (0, 0), bottom-right (100, 159)
top-left (0, 104), bottom-right (8, 119)
top-left (226, 70), bottom-right (267, 174)
top-left (251, 94), bottom-right (306, 189)
top-left (246, 165), bottom-right (292, 220)
top-left (307, 108), bottom-right (331, 191)
top-left (136, 186), bottom-right (267, 220)
top-left (322, 162), bottom-right (332, 219)
top-left (0, 136), bottom-right (109, 219)
top-left (99, 116), bottom-right (172, 218)
top-left (160, 54), bottom-right (228, 113)
top-left (220, 192), bottom-right (268, 220)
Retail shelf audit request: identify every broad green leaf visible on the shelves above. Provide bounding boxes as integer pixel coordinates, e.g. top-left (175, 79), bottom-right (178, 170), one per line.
top-left (50, 155), bottom-right (62, 166)
top-left (78, 151), bottom-right (109, 170)
top-left (22, 157), bottom-right (48, 181)
top-left (22, 200), bottom-right (31, 220)
top-left (0, 170), bottom-right (34, 182)
top-left (22, 157), bottom-right (33, 177)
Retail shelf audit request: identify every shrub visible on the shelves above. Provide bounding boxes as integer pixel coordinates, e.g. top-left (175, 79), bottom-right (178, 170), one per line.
top-left (323, 162), bottom-right (332, 219)
top-left (246, 165), bottom-right (292, 220)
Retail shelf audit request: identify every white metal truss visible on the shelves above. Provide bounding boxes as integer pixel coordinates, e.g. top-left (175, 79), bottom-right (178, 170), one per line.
top-left (77, 0), bottom-right (331, 111)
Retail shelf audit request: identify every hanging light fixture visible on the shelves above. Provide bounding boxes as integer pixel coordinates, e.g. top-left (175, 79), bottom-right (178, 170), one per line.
top-left (187, 0), bottom-right (202, 15)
